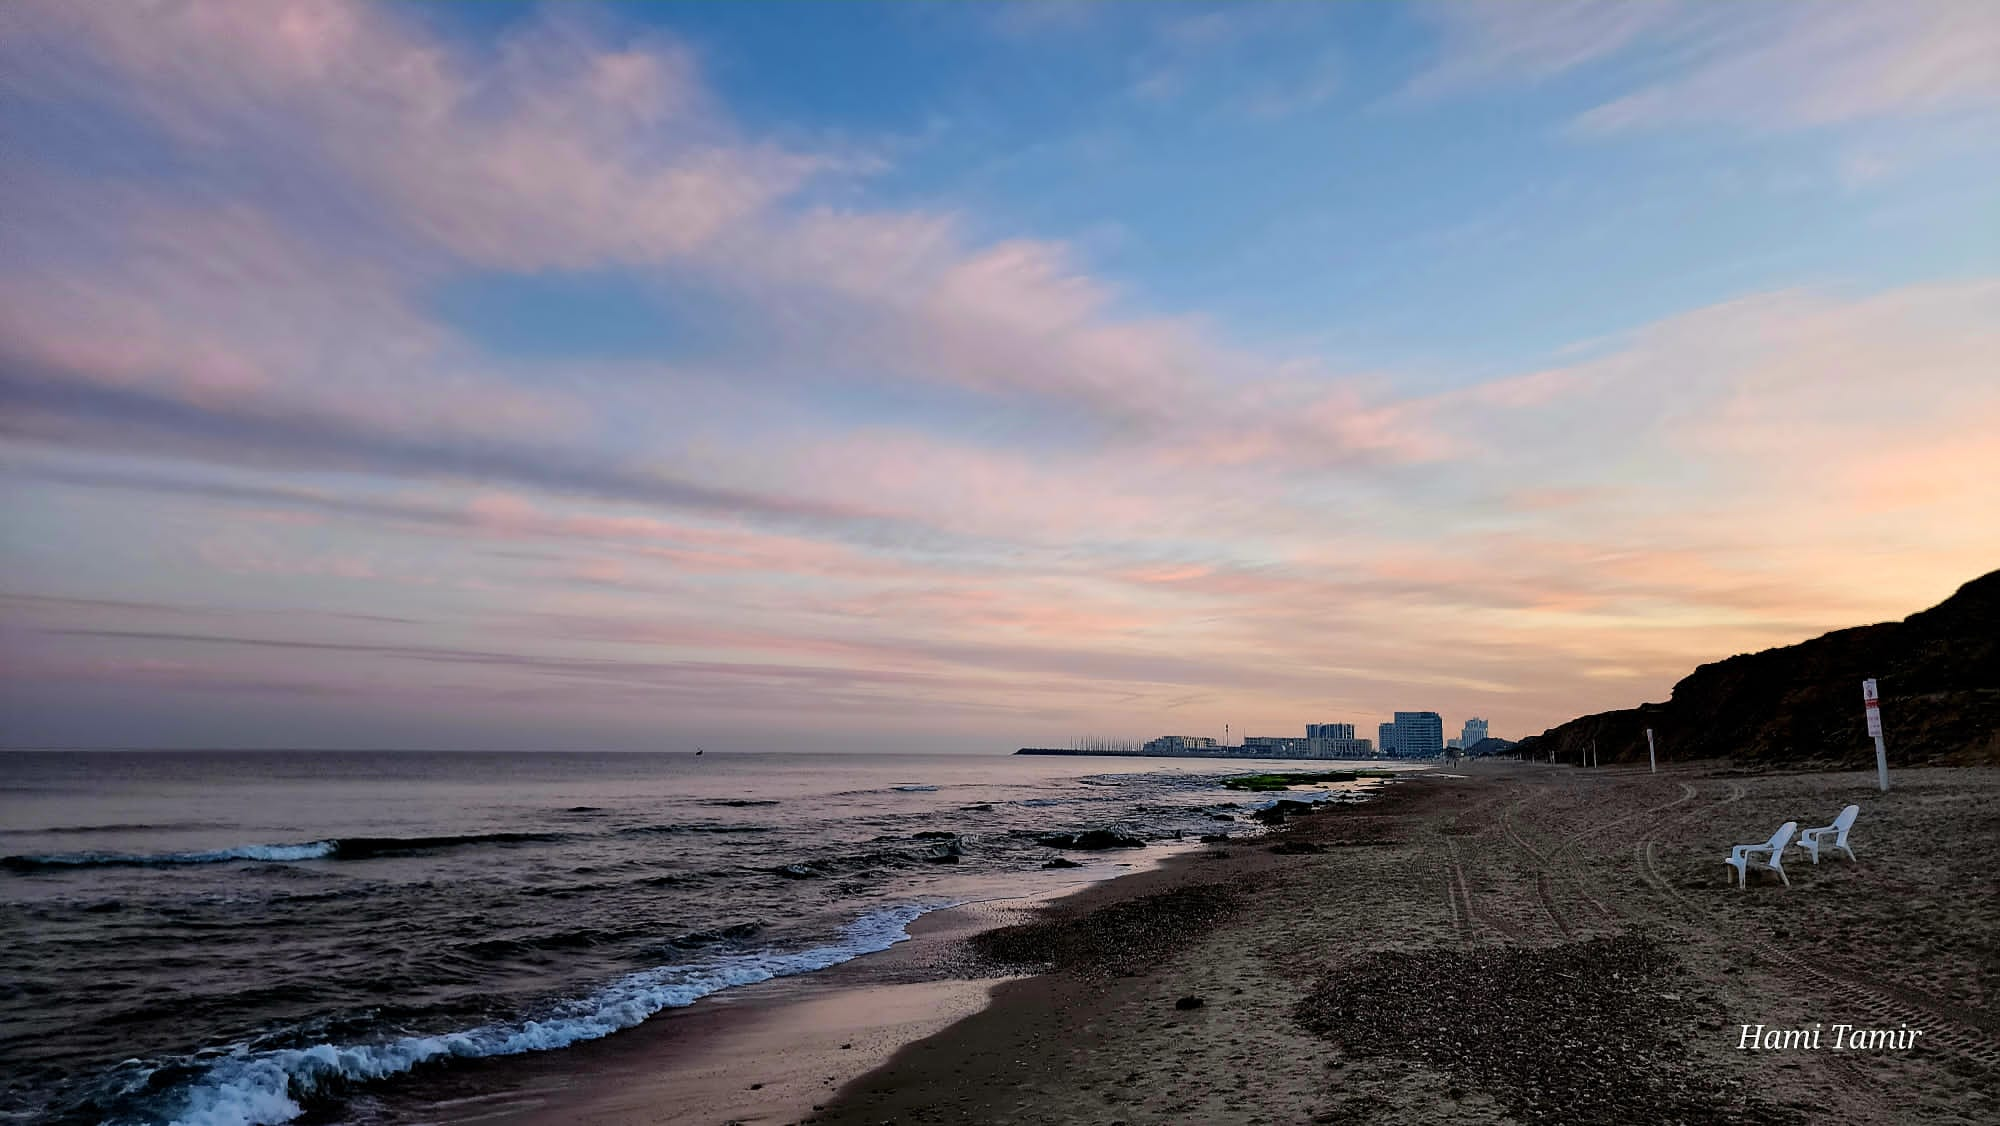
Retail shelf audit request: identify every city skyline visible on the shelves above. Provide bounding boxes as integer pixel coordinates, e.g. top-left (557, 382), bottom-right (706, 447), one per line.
top-left (3, 1), bottom-right (1997, 752)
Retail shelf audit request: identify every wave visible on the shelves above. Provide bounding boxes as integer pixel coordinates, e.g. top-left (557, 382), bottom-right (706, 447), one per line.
top-left (3, 842), bottom-right (336, 870)
top-left (142, 904), bottom-right (939, 1126)
top-left (614, 823), bottom-right (773, 837)
top-left (324, 832), bottom-right (568, 859)
top-left (4, 832), bottom-right (570, 872)
top-left (31, 820), bottom-right (230, 835)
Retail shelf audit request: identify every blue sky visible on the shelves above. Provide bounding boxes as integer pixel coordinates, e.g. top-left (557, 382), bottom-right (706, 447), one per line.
top-left (1, 1), bottom-right (1996, 751)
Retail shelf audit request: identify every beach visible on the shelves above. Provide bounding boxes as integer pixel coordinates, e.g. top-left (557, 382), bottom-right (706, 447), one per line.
top-left (10, 756), bottom-right (1994, 1124)
top-left (769, 762), bottom-right (2000, 1125)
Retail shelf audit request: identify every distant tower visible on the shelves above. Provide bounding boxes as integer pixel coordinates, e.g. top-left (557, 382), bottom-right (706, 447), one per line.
top-left (1461, 717), bottom-right (1489, 747)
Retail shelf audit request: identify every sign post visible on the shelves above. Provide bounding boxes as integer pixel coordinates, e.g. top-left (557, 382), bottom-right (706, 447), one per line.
top-left (1646, 728), bottom-right (1657, 774)
top-left (1863, 679), bottom-right (1888, 792)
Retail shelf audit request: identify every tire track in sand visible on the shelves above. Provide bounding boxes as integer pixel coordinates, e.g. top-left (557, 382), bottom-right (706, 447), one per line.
top-left (1499, 778), bottom-right (1698, 941)
top-left (1634, 791), bottom-right (2000, 1070)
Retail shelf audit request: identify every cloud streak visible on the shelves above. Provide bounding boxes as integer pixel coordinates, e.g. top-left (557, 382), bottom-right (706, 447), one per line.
top-left (2, 1), bottom-right (1994, 750)
top-left (1411, 1), bottom-right (2000, 133)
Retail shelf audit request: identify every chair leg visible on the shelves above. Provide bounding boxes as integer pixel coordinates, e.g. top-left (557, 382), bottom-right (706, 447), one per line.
top-left (1774, 863), bottom-right (1789, 888)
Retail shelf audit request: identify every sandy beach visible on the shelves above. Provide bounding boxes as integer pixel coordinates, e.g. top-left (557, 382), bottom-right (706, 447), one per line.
top-left (792, 763), bottom-right (1998, 1125)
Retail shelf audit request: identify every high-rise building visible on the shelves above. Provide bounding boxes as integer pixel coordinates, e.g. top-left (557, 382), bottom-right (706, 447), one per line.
top-left (1392, 711), bottom-right (1445, 758)
top-left (1378, 721), bottom-right (1399, 757)
top-left (1306, 723), bottom-right (1355, 741)
top-left (1461, 717), bottom-right (1489, 747)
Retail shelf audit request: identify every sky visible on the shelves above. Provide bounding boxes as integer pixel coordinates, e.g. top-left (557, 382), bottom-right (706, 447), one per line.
top-left (1, 0), bottom-right (1996, 753)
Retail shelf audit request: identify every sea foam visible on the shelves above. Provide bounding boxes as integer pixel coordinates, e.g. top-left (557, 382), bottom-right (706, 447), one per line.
top-left (149, 903), bottom-right (939, 1126)
top-left (4, 841), bottom-right (336, 870)
top-left (6, 832), bottom-right (572, 871)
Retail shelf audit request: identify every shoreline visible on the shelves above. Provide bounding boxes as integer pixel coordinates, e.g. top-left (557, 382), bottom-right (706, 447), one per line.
top-left (386, 839), bottom-right (1226, 1126)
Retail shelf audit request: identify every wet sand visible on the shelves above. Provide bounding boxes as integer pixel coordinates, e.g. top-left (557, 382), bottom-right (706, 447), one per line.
top-left (803, 762), bottom-right (2000, 1125)
top-left (398, 850), bottom-right (1202, 1126)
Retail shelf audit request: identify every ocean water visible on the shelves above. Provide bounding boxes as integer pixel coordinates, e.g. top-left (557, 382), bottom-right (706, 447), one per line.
top-left (0, 750), bottom-right (1403, 1126)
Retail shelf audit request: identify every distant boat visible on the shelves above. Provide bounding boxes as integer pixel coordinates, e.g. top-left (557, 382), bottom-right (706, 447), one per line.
top-left (695, 746), bottom-right (705, 757)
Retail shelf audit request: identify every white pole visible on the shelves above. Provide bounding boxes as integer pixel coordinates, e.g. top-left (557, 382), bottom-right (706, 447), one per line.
top-left (1863, 679), bottom-right (1887, 792)
top-left (1646, 728), bottom-right (1656, 774)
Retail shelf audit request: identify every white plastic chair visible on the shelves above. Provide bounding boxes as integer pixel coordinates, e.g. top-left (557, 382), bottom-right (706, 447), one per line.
top-left (1797, 804), bottom-right (1859, 864)
top-left (1723, 821), bottom-right (1797, 888)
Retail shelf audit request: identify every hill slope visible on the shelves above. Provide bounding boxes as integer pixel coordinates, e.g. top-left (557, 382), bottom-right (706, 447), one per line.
top-left (1514, 569), bottom-right (2000, 768)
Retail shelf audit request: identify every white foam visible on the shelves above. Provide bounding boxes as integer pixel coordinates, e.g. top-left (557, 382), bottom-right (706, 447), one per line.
top-left (16, 841), bottom-right (335, 868)
top-left (157, 903), bottom-right (938, 1126)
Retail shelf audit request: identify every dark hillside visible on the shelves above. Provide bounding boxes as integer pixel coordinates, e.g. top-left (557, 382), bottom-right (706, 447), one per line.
top-left (1514, 570), bottom-right (2000, 768)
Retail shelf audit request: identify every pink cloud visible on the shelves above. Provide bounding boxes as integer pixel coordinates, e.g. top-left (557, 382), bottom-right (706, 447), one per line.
top-left (1410, 1), bottom-right (2000, 134)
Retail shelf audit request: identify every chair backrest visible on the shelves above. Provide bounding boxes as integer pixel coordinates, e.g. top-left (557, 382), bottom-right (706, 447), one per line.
top-left (1767, 821), bottom-right (1798, 854)
top-left (1833, 804), bottom-right (1859, 832)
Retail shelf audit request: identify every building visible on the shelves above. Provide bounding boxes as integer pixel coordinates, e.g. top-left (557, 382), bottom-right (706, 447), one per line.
top-left (1447, 737), bottom-right (1464, 751)
top-left (1302, 722), bottom-right (1369, 758)
top-left (1461, 717), bottom-right (1489, 747)
top-left (1141, 735), bottom-right (1219, 755)
top-left (1378, 721), bottom-right (1399, 757)
top-left (1242, 735), bottom-right (1308, 756)
top-left (1387, 711), bottom-right (1445, 758)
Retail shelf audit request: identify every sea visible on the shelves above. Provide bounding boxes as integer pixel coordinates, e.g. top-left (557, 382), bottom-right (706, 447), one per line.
top-left (0, 750), bottom-right (1408, 1126)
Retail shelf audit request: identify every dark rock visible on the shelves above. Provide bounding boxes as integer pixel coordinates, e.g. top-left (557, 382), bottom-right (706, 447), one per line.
top-left (922, 838), bottom-right (962, 863)
top-left (913, 830), bottom-right (958, 840)
top-left (1041, 856), bottom-right (1083, 868)
top-left (1209, 813), bottom-right (1235, 821)
top-left (1174, 995), bottom-right (1205, 1010)
top-left (1036, 828), bottom-right (1144, 850)
top-left (1199, 833), bottom-right (1231, 843)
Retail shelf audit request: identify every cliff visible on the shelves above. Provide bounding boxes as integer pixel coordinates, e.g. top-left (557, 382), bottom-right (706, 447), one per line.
top-left (1513, 569), bottom-right (2000, 768)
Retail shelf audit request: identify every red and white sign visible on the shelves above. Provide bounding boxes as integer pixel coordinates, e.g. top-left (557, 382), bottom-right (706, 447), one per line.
top-left (1862, 678), bottom-right (1882, 738)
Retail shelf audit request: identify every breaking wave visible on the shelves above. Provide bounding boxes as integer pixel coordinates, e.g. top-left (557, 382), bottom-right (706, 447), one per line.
top-left (136, 904), bottom-right (939, 1126)
top-left (4, 832), bottom-right (569, 872)
top-left (3, 842), bottom-right (336, 870)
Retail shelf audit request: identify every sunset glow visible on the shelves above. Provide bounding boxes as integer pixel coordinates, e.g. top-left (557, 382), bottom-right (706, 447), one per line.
top-left (3, 1), bottom-right (1996, 750)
